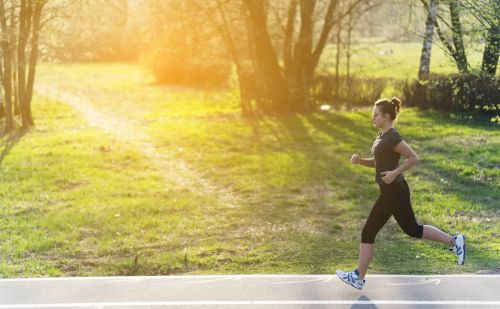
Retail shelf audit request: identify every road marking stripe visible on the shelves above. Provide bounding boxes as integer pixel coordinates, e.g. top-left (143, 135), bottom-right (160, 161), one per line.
top-left (1, 274), bottom-right (499, 282)
top-left (0, 300), bottom-right (499, 308)
top-left (386, 278), bottom-right (441, 285)
top-left (272, 277), bottom-right (333, 284)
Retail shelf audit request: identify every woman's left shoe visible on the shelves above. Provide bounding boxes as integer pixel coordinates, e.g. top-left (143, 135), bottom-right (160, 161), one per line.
top-left (336, 269), bottom-right (365, 290)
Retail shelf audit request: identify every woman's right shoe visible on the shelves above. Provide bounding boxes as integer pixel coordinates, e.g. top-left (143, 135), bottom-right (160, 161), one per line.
top-left (452, 234), bottom-right (466, 265)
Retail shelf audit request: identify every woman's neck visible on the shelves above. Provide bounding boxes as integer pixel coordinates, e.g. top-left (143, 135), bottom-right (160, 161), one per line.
top-left (380, 124), bottom-right (394, 134)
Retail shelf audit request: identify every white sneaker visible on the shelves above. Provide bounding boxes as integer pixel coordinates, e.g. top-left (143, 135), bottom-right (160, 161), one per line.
top-left (336, 269), bottom-right (365, 290)
top-left (452, 234), bottom-right (466, 265)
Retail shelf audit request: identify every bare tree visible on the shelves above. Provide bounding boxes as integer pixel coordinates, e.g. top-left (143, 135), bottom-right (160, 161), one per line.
top-left (423, 0), bottom-right (470, 73)
top-left (18, 0), bottom-right (47, 128)
top-left (244, 0), bottom-right (374, 113)
top-left (146, 0), bottom-right (377, 115)
top-left (244, 0), bottom-right (290, 113)
top-left (418, 0), bottom-right (437, 80)
top-left (448, 0), bottom-right (468, 73)
top-left (0, 0), bottom-right (14, 131)
top-left (0, 0), bottom-right (48, 130)
top-left (462, 0), bottom-right (499, 76)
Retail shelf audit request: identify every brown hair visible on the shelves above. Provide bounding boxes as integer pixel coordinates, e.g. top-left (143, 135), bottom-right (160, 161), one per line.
top-left (374, 97), bottom-right (401, 121)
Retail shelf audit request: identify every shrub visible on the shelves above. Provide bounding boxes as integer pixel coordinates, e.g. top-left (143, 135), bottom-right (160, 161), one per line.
top-left (403, 75), bottom-right (500, 124)
top-left (311, 74), bottom-right (389, 108)
top-left (146, 48), bottom-right (231, 88)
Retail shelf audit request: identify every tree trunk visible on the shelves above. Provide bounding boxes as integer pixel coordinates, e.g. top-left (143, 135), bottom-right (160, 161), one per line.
top-left (418, 0), bottom-right (437, 80)
top-left (25, 0), bottom-right (45, 125)
top-left (335, 17), bottom-right (341, 102)
top-left (10, 2), bottom-right (19, 116)
top-left (346, 4), bottom-right (353, 110)
top-left (0, 0), bottom-right (14, 131)
top-left (245, 0), bottom-right (289, 114)
top-left (283, 0), bottom-right (298, 75)
top-left (18, 0), bottom-right (32, 128)
top-left (288, 0), bottom-right (315, 112)
top-left (449, 0), bottom-right (468, 73)
top-left (481, 24), bottom-right (499, 76)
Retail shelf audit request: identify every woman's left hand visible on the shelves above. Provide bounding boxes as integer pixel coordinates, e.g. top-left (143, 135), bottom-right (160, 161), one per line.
top-left (380, 171), bottom-right (397, 184)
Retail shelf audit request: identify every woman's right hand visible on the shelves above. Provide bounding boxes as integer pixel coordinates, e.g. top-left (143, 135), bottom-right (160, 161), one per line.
top-left (351, 154), bottom-right (361, 164)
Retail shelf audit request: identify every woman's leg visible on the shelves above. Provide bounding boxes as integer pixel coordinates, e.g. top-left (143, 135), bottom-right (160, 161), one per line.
top-left (393, 181), bottom-right (454, 246)
top-left (391, 180), bottom-right (424, 239)
top-left (358, 193), bottom-right (392, 280)
top-left (392, 180), bottom-right (465, 264)
top-left (356, 243), bottom-right (374, 280)
top-left (422, 225), bottom-right (453, 245)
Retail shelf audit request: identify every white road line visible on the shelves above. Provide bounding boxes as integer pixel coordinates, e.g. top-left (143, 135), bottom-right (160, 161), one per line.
top-left (386, 278), bottom-right (441, 286)
top-left (0, 300), bottom-right (499, 308)
top-left (1, 274), bottom-right (499, 282)
top-left (186, 276), bottom-right (239, 284)
top-left (272, 277), bottom-right (334, 284)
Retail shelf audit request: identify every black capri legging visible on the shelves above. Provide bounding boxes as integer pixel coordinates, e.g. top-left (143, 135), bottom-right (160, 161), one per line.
top-left (361, 179), bottom-right (424, 243)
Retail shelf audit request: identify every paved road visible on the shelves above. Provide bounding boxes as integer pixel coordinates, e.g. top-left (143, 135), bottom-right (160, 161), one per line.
top-left (0, 274), bottom-right (499, 308)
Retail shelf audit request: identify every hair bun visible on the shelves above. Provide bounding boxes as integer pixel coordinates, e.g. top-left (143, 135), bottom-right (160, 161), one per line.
top-left (391, 97), bottom-right (401, 113)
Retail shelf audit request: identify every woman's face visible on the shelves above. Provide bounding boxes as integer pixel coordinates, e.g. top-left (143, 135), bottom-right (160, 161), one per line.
top-left (372, 106), bottom-right (388, 128)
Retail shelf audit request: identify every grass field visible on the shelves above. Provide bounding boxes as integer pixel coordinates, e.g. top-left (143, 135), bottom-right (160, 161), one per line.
top-left (0, 61), bottom-right (498, 277)
top-left (321, 40), bottom-right (486, 79)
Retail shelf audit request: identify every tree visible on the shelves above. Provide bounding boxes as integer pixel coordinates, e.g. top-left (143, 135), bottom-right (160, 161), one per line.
top-left (41, 0), bottom-right (133, 62)
top-left (242, 0), bottom-right (372, 114)
top-left (448, 0), bottom-right (468, 73)
top-left (18, 0), bottom-right (47, 128)
top-left (143, 0), bottom-right (231, 87)
top-left (144, 0), bottom-right (376, 115)
top-left (419, 0), bottom-right (469, 74)
top-left (418, 0), bottom-right (437, 80)
top-left (342, 0), bottom-right (381, 108)
top-left (0, 0), bottom-right (15, 131)
top-left (244, 0), bottom-right (289, 113)
top-left (0, 0), bottom-right (48, 130)
top-left (462, 0), bottom-right (499, 76)
top-left (419, 0), bottom-right (499, 76)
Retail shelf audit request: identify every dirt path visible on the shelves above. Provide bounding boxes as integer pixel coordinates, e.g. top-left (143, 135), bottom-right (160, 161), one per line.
top-left (35, 85), bottom-right (238, 209)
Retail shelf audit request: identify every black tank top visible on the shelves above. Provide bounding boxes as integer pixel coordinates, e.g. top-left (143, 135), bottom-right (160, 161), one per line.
top-left (371, 127), bottom-right (405, 186)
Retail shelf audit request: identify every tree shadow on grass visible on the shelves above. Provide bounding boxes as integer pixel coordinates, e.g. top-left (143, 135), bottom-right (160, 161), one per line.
top-left (412, 108), bottom-right (499, 130)
top-left (414, 159), bottom-right (499, 214)
top-left (240, 112), bottom-right (380, 273)
top-left (0, 128), bottom-right (29, 168)
top-left (239, 110), bottom-right (498, 275)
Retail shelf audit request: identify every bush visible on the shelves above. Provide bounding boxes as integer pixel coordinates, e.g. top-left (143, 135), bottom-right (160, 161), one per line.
top-left (403, 75), bottom-right (500, 123)
top-left (146, 49), bottom-right (231, 88)
top-left (311, 74), bottom-right (389, 109)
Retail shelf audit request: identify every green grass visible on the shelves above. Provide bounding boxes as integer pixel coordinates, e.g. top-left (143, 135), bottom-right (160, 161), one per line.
top-left (320, 40), bottom-right (486, 79)
top-left (0, 61), bottom-right (498, 278)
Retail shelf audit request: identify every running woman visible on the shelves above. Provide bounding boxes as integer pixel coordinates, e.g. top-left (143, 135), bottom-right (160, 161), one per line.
top-left (336, 97), bottom-right (466, 290)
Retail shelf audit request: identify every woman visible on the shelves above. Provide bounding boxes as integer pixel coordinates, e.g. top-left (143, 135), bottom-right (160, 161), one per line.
top-left (336, 97), bottom-right (466, 290)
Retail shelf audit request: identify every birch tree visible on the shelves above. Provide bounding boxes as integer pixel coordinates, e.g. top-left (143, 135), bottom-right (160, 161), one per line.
top-left (418, 0), bottom-right (437, 80)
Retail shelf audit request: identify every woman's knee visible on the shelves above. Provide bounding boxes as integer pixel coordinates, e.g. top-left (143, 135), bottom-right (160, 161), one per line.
top-left (402, 224), bottom-right (424, 238)
top-left (361, 226), bottom-right (376, 243)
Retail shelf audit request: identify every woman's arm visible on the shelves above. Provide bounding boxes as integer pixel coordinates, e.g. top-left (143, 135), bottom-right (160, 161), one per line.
top-left (352, 154), bottom-right (376, 168)
top-left (358, 158), bottom-right (376, 168)
top-left (384, 141), bottom-right (419, 176)
top-left (380, 141), bottom-right (419, 184)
